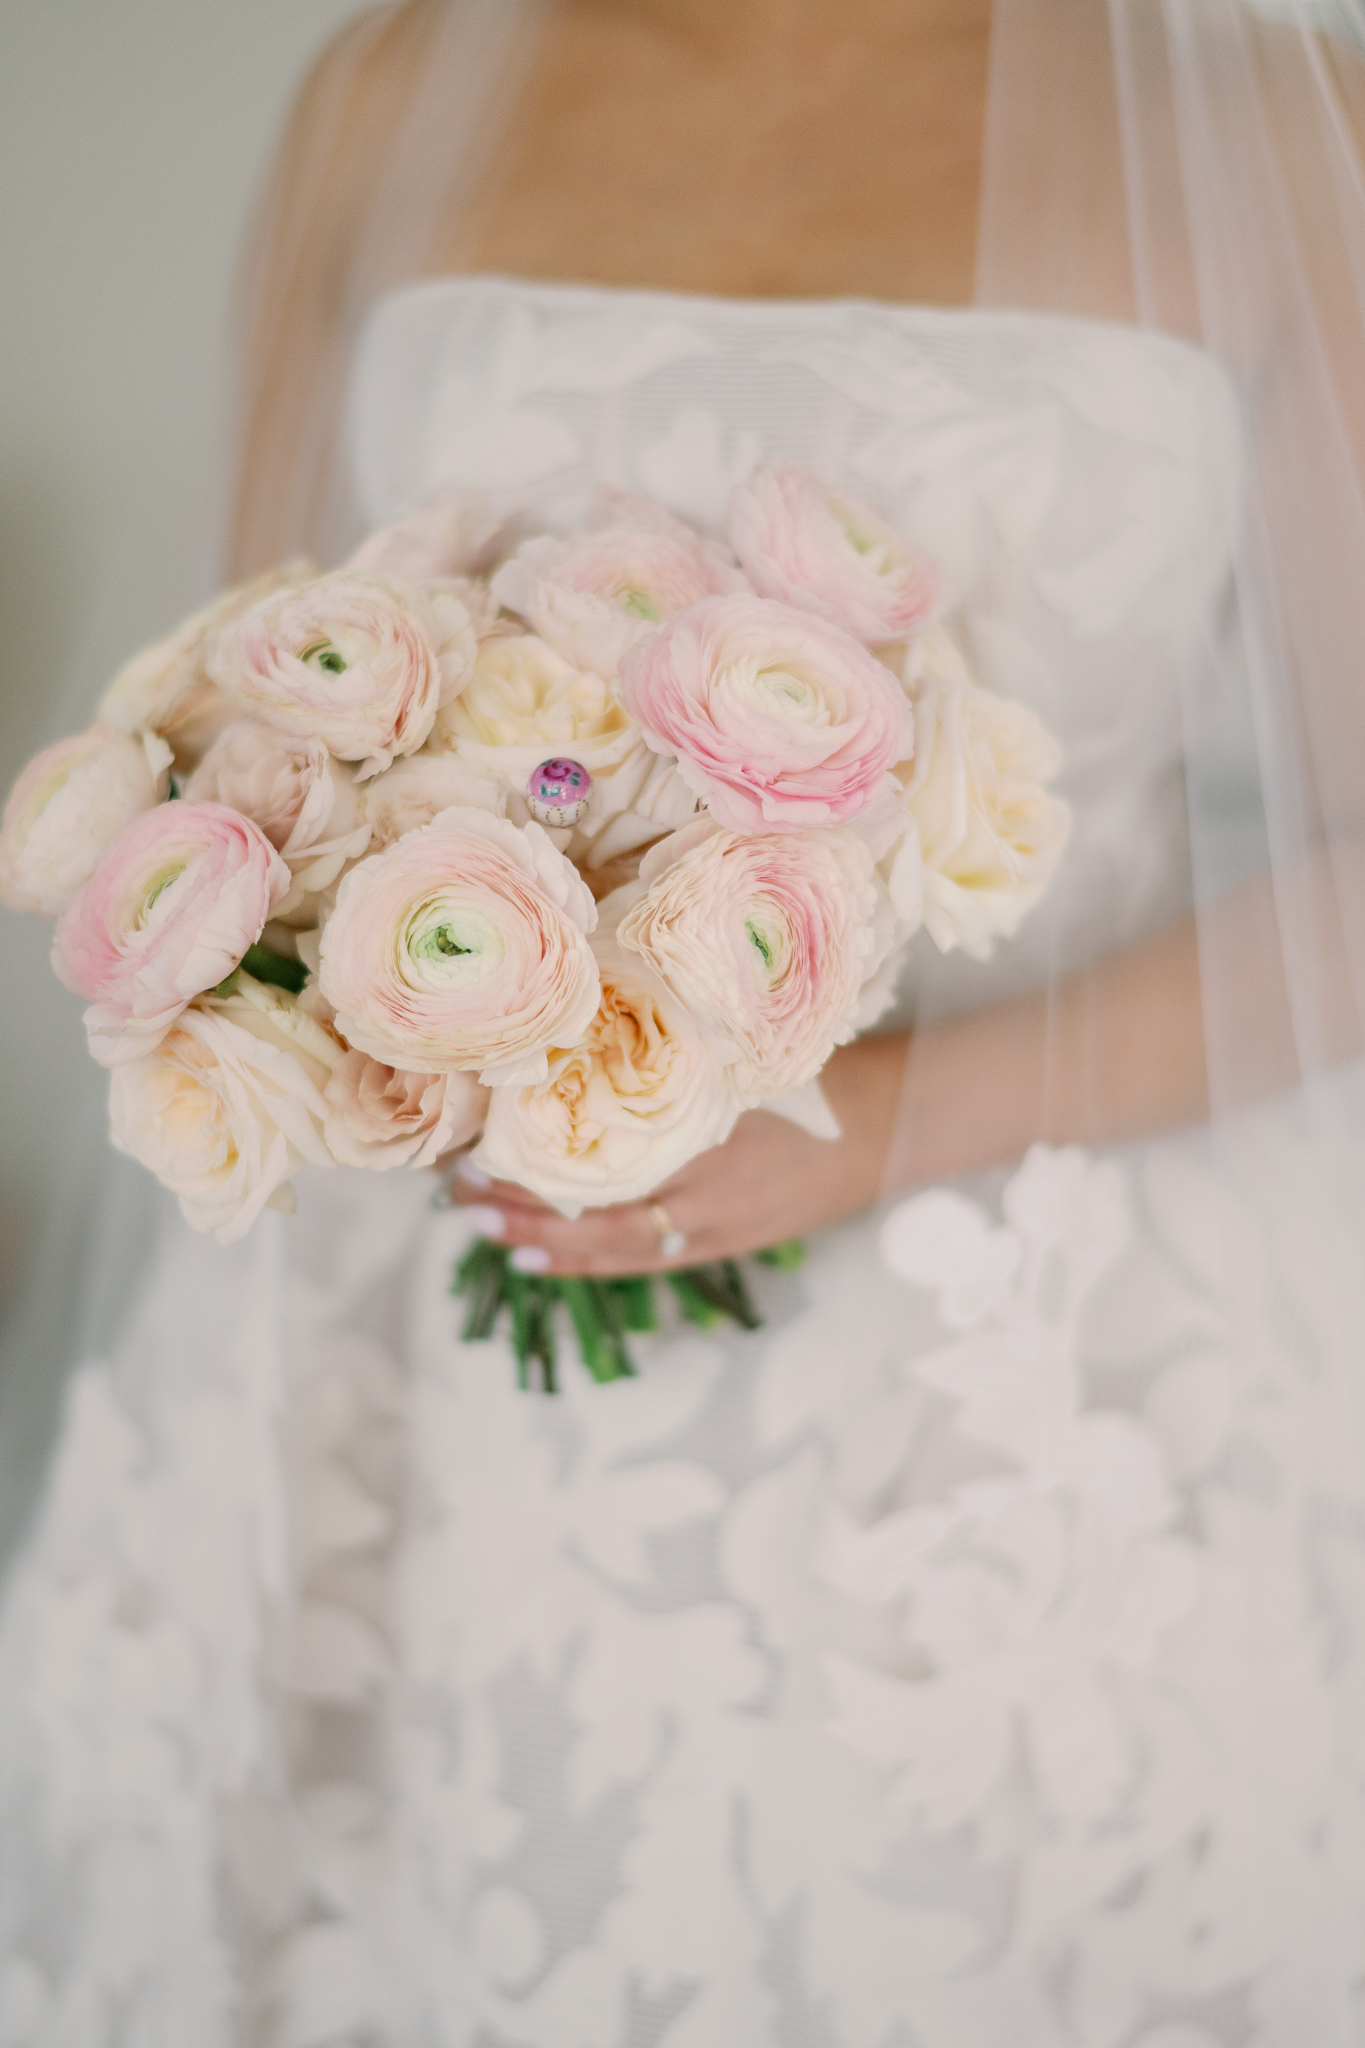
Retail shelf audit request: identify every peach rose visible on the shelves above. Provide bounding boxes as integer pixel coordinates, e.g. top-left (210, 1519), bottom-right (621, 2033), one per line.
top-left (0, 724), bottom-right (171, 916)
top-left (317, 806), bottom-right (599, 1086)
top-left (52, 800), bottom-right (290, 1066)
top-left (208, 572), bottom-right (475, 777)
top-left (619, 595), bottom-right (912, 834)
top-left (323, 1052), bottom-right (488, 1170)
top-left (729, 462), bottom-right (937, 644)
top-left (99, 563), bottom-right (308, 772)
top-left (613, 816), bottom-right (893, 1099)
top-left (475, 934), bottom-right (740, 1209)
top-left (184, 720), bottom-right (371, 922)
top-left (491, 493), bottom-right (747, 676)
top-left (108, 974), bottom-right (336, 1244)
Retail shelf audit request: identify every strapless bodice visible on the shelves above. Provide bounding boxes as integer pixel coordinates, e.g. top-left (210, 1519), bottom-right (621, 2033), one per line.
top-left (349, 276), bottom-right (1254, 1017)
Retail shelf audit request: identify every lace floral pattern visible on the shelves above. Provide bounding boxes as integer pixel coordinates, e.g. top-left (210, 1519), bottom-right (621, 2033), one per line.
top-left (3, 284), bottom-right (1364, 2046)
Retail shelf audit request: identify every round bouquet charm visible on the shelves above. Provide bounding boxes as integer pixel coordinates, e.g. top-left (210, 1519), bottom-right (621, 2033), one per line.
top-left (527, 757), bottom-right (593, 827)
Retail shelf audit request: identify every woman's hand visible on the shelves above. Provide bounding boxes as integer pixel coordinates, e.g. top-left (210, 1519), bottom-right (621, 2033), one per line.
top-left (443, 1030), bottom-right (910, 1276)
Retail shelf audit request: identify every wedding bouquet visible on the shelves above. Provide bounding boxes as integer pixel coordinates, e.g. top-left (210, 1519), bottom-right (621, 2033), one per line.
top-left (1, 464), bottom-right (1068, 1385)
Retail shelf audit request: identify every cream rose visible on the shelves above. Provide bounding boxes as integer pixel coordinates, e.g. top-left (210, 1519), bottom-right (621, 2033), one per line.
top-left (317, 805), bottom-right (599, 1086)
top-left (323, 1052), bottom-right (488, 1170)
top-left (184, 721), bottom-right (372, 922)
top-left (108, 973), bottom-right (336, 1244)
top-left (99, 563), bottom-right (308, 772)
top-left (613, 816), bottom-right (893, 1099)
top-left (0, 724), bottom-right (171, 916)
top-left (888, 668), bottom-right (1071, 959)
top-left (208, 572), bottom-right (475, 777)
top-left (53, 800), bottom-right (291, 1067)
top-left (428, 633), bottom-right (693, 864)
top-left (475, 933), bottom-right (740, 1209)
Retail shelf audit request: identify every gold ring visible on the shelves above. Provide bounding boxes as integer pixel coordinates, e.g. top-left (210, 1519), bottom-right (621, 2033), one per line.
top-left (647, 1201), bottom-right (687, 1260)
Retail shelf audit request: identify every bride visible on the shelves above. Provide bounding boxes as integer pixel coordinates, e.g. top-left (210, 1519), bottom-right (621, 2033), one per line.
top-left (4, 1), bottom-right (1365, 2042)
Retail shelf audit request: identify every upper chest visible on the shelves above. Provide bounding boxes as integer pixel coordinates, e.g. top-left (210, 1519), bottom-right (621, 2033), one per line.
top-left (452, 5), bottom-right (994, 304)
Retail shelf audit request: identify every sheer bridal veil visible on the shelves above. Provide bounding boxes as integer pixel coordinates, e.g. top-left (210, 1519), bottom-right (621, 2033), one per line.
top-left (3, 0), bottom-right (1364, 1575)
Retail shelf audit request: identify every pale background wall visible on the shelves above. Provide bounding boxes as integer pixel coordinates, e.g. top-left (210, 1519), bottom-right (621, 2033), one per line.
top-left (0, 1), bottom-right (375, 1319)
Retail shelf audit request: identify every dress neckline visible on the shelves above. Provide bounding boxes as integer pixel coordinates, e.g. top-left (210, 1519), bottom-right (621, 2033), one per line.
top-left (358, 270), bottom-right (1216, 376)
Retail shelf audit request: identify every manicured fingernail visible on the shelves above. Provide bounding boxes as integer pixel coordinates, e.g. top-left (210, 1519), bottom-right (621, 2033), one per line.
top-left (510, 1245), bottom-right (552, 1274)
top-left (462, 1204), bottom-right (506, 1239)
top-left (661, 1230), bottom-right (687, 1259)
top-left (455, 1155), bottom-right (492, 1188)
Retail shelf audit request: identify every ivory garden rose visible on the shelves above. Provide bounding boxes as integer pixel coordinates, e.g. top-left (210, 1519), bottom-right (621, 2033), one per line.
top-left (492, 492), bottom-right (748, 676)
top-left (476, 934), bottom-right (740, 1210)
top-left (613, 816), bottom-right (892, 1099)
top-left (889, 659), bottom-right (1071, 959)
top-left (208, 571), bottom-right (476, 777)
top-left (109, 974), bottom-right (336, 1244)
top-left (619, 594), bottom-right (912, 833)
top-left (52, 800), bottom-right (290, 1066)
top-left (317, 805), bottom-right (600, 1086)
top-left (729, 461), bottom-right (938, 644)
top-left (0, 724), bottom-right (171, 917)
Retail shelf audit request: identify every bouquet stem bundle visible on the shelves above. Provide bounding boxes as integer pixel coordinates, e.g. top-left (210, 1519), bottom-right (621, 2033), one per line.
top-left (453, 1235), bottom-right (804, 1391)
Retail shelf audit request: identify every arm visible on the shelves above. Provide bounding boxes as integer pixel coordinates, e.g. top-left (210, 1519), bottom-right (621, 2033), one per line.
top-left (450, 834), bottom-right (1365, 1275)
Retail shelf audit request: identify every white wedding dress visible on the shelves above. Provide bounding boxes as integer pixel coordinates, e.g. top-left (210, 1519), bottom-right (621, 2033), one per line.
top-left (4, 278), bottom-right (1365, 2048)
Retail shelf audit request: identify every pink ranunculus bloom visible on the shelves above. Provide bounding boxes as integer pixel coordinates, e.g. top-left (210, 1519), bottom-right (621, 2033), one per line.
top-left (52, 800), bottom-right (291, 1067)
top-left (491, 491), bottom-right (749, 677)
top-left (345, 495), bottom-right (513, 584)
top-left (207, 572), bottom-right (475, 778)
top-left (0, 724), bottom-right (171, 917)
top-left (729, 462), bottom-right (938, 644)
top-left (618, 594), bottom-right (912, 834)
top-left (184, 720), bottom-right (372, 924)
top-left (317, 805), bottom-right (599, 1087)
top-left (323, 1052), bottom-right (488, 1170)
top-left (612, 815), bottom-right (893, 1099)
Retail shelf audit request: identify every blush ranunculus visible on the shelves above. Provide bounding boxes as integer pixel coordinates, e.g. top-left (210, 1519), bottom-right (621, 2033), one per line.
top-left (52, 800), bottom-right (291, 1066)
top-left (317, 806), bottom-right (599, 1086)
top-left (612, 816), bottom-right (893, 1099)
top-left (888, 665), bottom-right (1072, 960)
top-left (323, 1051), bottom-right (488, 1170)
top-left (491, 494), bottom-right (748, 676)
top-left (184, 721), bottom-right (372, 923)
top-left (208, 572), bottom-right (475, 778)
top-left (0, 724), bottom-right (171, 917)
top-left (475, 933), bottom-right (741, 1210)
top-left (345, 495), bottom-right (511, 584)
top-left (108, 974), bottom-right (336, 1244)
top-left (619, 594), bottom-right (912, 834)
top-left (99, 563), bottom-right (309, 773)
top-left (729, 462), bottom-right (938, 644)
